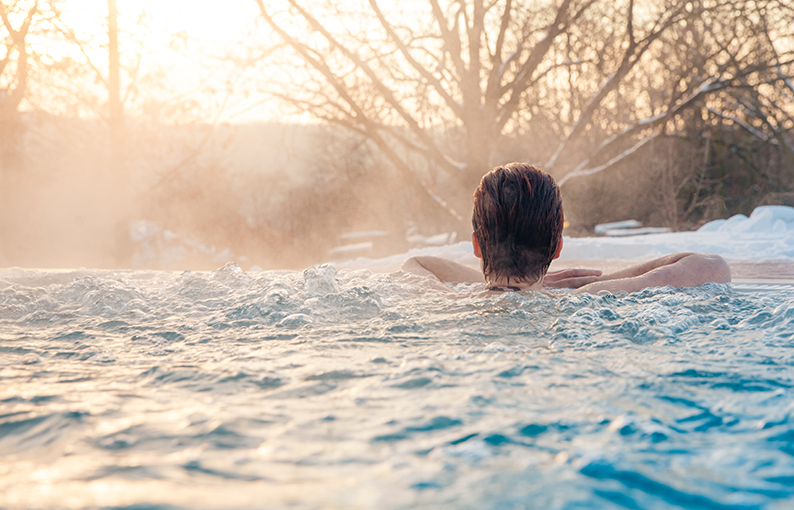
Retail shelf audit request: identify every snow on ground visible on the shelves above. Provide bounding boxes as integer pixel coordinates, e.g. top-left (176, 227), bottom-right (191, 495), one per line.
top-left (333, 206), bottom-right (794, 272)
top-left (561, 205), bottom-right (794, 262)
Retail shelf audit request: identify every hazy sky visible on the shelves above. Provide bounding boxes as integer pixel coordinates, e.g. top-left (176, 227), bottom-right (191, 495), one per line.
top-left (60, 0), bottom-right (260, 49)
top-left (47, 0), bottom-right (433, 124)
top-left (51, 0), bottom-right (274, 123)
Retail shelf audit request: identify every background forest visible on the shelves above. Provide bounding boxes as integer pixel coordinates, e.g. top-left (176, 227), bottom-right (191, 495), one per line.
top-left (0, 0), bottom-right (792, 270)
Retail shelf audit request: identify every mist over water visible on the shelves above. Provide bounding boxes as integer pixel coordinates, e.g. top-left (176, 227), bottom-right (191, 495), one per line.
top-left (2, 265), bottom-right (794, 508)
top-left (1, 120), bottom-right (416, 271)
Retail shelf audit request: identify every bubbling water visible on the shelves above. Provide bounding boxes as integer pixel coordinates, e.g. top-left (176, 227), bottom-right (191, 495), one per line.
top-left (0, 264), bottom-right (793, 509)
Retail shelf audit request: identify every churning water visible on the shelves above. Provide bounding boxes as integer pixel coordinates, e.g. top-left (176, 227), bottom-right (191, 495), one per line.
top-left (1, 263), bottom-right (794, 509)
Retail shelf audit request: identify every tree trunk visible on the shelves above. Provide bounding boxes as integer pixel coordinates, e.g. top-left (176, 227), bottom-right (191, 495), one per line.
top-left (0, 113), bottom-right (18, 266)
top-left (107, 0), bottom-right (131, 267)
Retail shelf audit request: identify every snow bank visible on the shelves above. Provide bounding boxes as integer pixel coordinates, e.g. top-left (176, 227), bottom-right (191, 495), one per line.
top-left (562, 206), bottom-right (794, 262)
top-left (697, 205), bottom-right (794, 234)
top-left (335, 205), bottom-right (794, 271)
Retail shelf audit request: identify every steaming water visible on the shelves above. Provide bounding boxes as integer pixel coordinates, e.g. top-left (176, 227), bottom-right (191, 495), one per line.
top-left (2, 263), bottom-right (794, 509)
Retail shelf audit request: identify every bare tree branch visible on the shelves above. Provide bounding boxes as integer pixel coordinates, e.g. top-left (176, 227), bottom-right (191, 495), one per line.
top-left (545, 1), bottom-right (693, 171)
top-left (705, 105), bottom-right (772, 143)
top-left (256, 0), bottom-right (465, 221)
top-left (428, 0), bottom-right (466, 82)
top-left (0, 42), bottom-right (11, 77)
top-left (367, 0), bottom-right (462, 118)
top-left (51, 21), bottom-right (108, 88)
top-left (0, 1), bottom-right (38, 114)
top-left (557, 131), bottom-right (662, 187)
top-left (279, 0), bottom-right (464, 173)
top-left (561, 74), bottom-right (737, 184)
top-left (495, 0), bottom-right (576, 132)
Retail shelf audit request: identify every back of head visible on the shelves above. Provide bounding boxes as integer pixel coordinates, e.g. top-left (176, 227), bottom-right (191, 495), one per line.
top-left (472, 163), bottom-right (563, 284)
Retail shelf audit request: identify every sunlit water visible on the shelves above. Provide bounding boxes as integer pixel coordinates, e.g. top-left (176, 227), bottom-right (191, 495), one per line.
top-left (2, 263), bottom-right (794, 509)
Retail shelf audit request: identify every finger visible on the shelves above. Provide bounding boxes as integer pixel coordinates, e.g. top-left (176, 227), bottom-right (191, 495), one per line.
top-left (546, 268), bottom-right (601, 280)
top-left (561, 268), bottom-right (602, 277)
top-left (545, 276), bottom-right (599, 288)
top-left (544, 275), bottom-right (600, 288)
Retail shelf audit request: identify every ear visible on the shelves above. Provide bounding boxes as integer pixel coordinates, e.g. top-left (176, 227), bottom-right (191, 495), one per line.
top-left (471, 232), bottom-right (482, 259)
top-left (553, 237), bottom-right (563, 260)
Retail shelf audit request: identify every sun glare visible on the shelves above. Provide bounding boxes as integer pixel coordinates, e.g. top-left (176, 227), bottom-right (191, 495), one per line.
top-left (59, 0), bottom-right (257, 40)
top-left (40, 0), bottom-right (268, 120)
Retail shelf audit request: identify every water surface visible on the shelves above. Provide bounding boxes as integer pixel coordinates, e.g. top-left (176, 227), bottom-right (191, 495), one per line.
top-left (1, 264), bottom-right (793, 509)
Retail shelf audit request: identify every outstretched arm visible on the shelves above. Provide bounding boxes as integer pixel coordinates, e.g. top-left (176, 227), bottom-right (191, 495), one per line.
top-left (574, 253), bottom-right (731, 294)
top-left (404, 256), bottom-right (604, 288)
top-left (401, 255), bottom-right (485, 284)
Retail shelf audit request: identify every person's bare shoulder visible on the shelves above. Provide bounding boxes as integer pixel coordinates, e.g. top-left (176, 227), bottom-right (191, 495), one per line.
top-left (401, 255), bottom-right (485, 284)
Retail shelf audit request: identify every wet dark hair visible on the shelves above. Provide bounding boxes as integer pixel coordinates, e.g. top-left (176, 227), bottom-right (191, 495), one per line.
top-left (472, 163), bottom-right (564, 284)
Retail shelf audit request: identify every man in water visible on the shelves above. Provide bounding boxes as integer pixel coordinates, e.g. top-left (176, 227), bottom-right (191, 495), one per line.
top-left (401, 162), bottom-right (731, 293)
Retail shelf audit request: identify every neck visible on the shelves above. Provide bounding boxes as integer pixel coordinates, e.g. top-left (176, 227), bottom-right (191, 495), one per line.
top-left (486, 275), bottom-right (544, 291)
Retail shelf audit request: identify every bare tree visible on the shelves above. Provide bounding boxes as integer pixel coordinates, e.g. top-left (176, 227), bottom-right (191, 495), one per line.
top-left (106, 0), bottom-right (132, 265)
top-left (254, 0), bottom-right (793, 227)
top-left (255, 0), bottom-right (604, 220)
top-left (107, 0), bottom-right (123, 163)
top-left (0, 1), bottom-right (43, 262)
top-left (0, 0), bottom-right (39, 170)
top-left (559, 0), bottom-right (793, 185)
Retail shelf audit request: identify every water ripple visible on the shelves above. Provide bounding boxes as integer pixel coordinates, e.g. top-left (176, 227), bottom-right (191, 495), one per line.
top-left (1, 267), bottom-right (793, 508)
